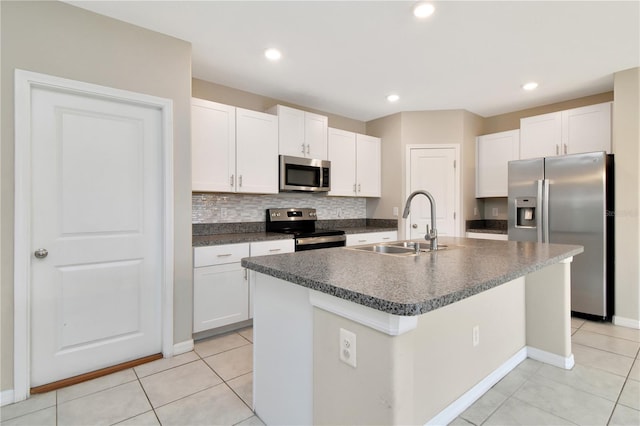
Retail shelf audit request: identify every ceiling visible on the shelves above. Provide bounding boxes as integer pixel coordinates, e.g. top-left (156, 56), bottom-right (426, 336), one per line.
top-left (66, 1), bottom-right (639, 122)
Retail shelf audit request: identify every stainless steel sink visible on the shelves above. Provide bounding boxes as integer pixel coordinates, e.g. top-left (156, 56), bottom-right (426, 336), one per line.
top-left (345, 241), bottom-right (450, 256)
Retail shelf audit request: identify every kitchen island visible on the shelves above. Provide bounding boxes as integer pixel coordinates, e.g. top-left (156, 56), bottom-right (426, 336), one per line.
top-left (241, 237), bottom-right (583, 425)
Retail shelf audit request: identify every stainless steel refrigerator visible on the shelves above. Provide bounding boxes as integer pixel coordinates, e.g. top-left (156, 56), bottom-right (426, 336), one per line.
top-left (508, 151), bottom-right (614, 320)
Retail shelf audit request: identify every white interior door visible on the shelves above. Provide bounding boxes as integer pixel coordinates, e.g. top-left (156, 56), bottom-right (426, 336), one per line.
top-left (408, 147), bottom-right (457, 240)
top-left (29, 84), bottom-right (164, 387)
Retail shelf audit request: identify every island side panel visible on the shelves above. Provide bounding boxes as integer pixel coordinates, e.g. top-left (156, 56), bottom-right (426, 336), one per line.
top-left (525, 258), bottom-right (573, 367)
top-left (313, 277), bottom-right (527, 425)
top-left (253, 273), bottom-right (313, 425)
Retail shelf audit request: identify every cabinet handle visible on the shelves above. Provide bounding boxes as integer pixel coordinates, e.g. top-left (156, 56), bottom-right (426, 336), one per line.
top-left (301, 143), bottom-right (306, 155)
top-left (358, 239), bottom-right (367, 243)
top-left (564, 144), bottom-right (567, 154)
top-left (239, 175), bottom-right (243, 187)
top-left (353, 184), bottom-right (357, 193)
top-left (269, 248), bottom-right (281, 252)
top-left (382, 237), bottom-right (391, 240)
top-left (244, 269), bottom-right (248, 280)
top-left (358, 183), bottom-right (361, 192)
top-left (230, 174), bottom-right (234, 187)
top-left (306, 144), bottom-right (310, 155)
top-left (217, 253), bottom-right (232, 257)
top-left (555, 144), bottom-right (559, 155)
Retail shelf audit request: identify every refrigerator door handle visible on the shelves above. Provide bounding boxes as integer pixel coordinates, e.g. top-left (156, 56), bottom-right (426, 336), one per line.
top-left (542, 179), bottom-right (550, 243)
top-left (536, 180), bottom-right (543, 243)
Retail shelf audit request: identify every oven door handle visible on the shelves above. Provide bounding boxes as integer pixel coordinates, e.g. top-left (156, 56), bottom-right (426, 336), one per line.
top-left (296, 235), bottom-right (346, 246)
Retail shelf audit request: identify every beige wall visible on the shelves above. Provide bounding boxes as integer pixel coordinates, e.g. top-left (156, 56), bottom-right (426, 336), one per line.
top-left (193, 78), bottom-right (366, 134)
top-left (1, 1), bottom-right (193, 392)
top-left (613, 67), bottom-right (640, 325)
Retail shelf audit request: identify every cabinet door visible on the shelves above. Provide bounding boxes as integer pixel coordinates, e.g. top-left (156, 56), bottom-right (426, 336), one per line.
top-left (476, 130), bottom-right (520, 197)
top-left (191, 98), bottom-right (235, 192)
top-left (275, 105), bottom-right (306, 157)
top-left (356, 135), bottom-right (381, 197)
top-left (563, 102), bottom-right (611, 155)
top-left (236, 108), bottom-right (279, 194)
top-left (327, 128), bottom-right (356, 196)
top-left (193, 263), bottom-right (249, 332)
top-left (248, 239), bottom-right (295, 318)
top-left (520, 112), bottom-right (562, 159)
top-left (305, 112), bottom-right (328, 160)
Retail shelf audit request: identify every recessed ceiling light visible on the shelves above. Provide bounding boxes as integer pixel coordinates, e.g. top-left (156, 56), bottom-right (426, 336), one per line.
top-left (413, 2), bottom-right (435, 18)
top-left (264, 48), bottom-right (282, 61)
top-left (522, 82), bottom-right (539, 91)
top-left (387, 94), bottom-right (400, 102)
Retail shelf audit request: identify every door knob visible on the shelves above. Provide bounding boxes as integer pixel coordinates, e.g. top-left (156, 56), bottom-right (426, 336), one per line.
top-left (34, 248), bottom-right (48, 259)
top-left (412, 224), bottom-right (418, 229)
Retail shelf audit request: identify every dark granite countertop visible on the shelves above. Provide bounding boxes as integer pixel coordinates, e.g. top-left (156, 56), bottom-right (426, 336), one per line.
top-left (466, 228), bottom-right (508, 235)
top-left (193, 232), bottom-right (293, 247)
top-left (241, 237), bottom-right (583, 316)
top-left (465, 219), bottom-right (507, 235)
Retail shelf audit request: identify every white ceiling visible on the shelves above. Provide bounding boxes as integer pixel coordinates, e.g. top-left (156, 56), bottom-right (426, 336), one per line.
top-left (66, 1), bottom-right (639, 122)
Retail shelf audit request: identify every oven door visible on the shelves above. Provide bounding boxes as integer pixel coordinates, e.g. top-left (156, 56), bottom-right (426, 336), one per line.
top-left (295, 235), bottom-right (346, 251)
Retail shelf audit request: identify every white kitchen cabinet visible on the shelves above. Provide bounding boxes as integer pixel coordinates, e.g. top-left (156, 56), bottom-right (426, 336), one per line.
top-left (269, 104), bottom-right (328, 160)
top-left (327, 128), bottom-right (381, 197)
top-left (193, 243), bottom-right (250, 333)
top-left (236, 108), bottom-right (279, 194)
top-left (346, 231), bottom-right (397, 246)
top-left (191, 98), bottom-right (278, 194)
top-left (520, 102), bottom-right (611, 160)
top-left (476, 130), bottom-right (520, 197)
top-left (191, 98), bottom-right (235, 192)
top-left (249, 239), bottom-right (295, 318)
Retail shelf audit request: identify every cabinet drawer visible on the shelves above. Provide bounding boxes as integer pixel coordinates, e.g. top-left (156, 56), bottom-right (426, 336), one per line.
top-left (250, 239), bottom-right (294, 257)
top-left (346, 231), bottom-right (397, 246)
top-left (194, 243), bottom-right (250, 267)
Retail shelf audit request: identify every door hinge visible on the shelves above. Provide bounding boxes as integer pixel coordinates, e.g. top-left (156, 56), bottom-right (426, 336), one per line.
top-left (453, 160), bottom-right (456, 169)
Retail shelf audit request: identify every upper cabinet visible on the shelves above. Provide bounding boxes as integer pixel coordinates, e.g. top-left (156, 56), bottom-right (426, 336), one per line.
top-left (192, 98), bottom-right (278, 194)
top-left (520, 102), bottom-right (611, 160)
top-left (268, 105), bottom-right (328, 160)
top-left (476, 130), bottom-right (520, 197)
top-left (327, 128), bottom-right (381, 197)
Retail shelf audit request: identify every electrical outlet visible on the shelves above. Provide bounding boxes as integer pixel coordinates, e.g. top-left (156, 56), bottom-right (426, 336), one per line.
top-left (474, 207), bottom-right (478, 216)
top-left (393, 206), bottom-right (399, 217)
top-left (472, 325), bottom-right (480, 347)
top-left (339, 328), bottom-right (357, 368)
top-left (492, 207), bottom-right (499, 217)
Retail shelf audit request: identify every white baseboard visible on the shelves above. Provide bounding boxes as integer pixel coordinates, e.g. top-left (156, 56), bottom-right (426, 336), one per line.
top-left (173, 339), bottom-right (194, 355)
top-left (527, 346), bottom-right (575, 370)
top-left (0, 389), bottom-right (15, 407)
top-left (425, 348), bottom-right (527, 426)
top-left (613, 315), bottom-right (640, 329)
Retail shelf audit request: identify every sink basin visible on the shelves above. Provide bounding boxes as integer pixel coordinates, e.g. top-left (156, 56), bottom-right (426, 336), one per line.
top-left (345, 241), bottom-right (451, 256)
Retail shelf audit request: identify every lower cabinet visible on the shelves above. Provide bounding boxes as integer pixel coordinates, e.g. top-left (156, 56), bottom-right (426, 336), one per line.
top-left (193, 239), bottom-right (295, 333)
top-left (465, 232), bottom-right (508, 241)
top-left (346, 231), bottom-right (398, 246)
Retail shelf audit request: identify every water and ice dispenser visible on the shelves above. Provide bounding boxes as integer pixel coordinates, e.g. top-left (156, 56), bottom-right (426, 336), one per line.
top-left (515, 197), bottom-right (537, 228)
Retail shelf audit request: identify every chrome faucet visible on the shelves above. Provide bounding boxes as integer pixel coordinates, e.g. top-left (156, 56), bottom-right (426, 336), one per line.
top-left (402, 190), bottom-right (438, 250)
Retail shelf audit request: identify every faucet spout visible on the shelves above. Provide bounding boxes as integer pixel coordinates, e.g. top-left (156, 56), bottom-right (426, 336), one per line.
top-left (402, 190), bottom-right (438, 250)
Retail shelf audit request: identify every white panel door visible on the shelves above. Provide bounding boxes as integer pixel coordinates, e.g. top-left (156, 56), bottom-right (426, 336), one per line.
top-left (327, 128), bottom-right (356, 196)
top-left (30, 86), bottom-right (163, 387)
top-left (356, 134), bottom-right (381, 197)
top-left (408, 148), bottom-right (456, 239)
top-left (236, 108), bottom-right (279, 194)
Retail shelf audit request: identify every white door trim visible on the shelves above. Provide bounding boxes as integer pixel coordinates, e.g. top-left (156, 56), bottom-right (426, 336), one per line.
top-left (404, 144), bottom-right (461, 238)
top-left (13, 69), bottom-right (174, 402)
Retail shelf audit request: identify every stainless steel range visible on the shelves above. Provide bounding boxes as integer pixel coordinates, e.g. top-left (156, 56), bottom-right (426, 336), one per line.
top-left (266, 208), bottom-right (346, 251)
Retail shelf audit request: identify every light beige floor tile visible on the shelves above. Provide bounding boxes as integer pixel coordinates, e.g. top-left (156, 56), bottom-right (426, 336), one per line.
top-left (238, 327), bottom-right (253, 343)
top-left (572, 342), bottom-right (634, 377)
top-left (140, 360), bottom-right (222, 408)
top-left (459, 388), bottom-right (508, 425)
top-left (57, 380), bottom-right (150, 426)
top-left (228, 372), bottom-right (253, 408)
top-left (204, 344), bottom-right (253, 381)
top-left (571, 317), bottom-right (585, 329)
top-left (537, 363), bottom-right (625, 401)
top-left (114, 410), bottom-right (160, 425)
top-left (513, 375), bottom-right (614, 425)
top-left (447, 417), bottom-right (474, 426)
top-left (235, 415), bottom-right (266, 426)
top-left (483, 397), bottom-right (574, 425)
top-left (57, 368), bottom-right (137, 403)
top-left (629, 359), bottom-right (640, 381)
top-left (618, 379), bottom-right (640, 410)
top-left (582, 321), bottom-right (640, 343)
top-left (155, 384), bottom-right (253, 426)
top-left (0, 407), bottom-right (56, 426)
top-left (194, 333), bottom-right (250, 358)
top-left (609, 404), bottom-right (640, 426)
top-left (0, 391), bottom-right (56, 421)
top-left (571, 327), bottom-right (578, 335)
top-left (572, 330), bottom-right (640, 358)
top-left (492, 359), bottom-right (542, 397)
top-left (134, 351), bottom-right (199, 378)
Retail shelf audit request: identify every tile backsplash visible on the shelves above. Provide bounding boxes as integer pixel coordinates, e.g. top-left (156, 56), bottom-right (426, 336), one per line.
top-left (192, 193), bottom-right (367, 223)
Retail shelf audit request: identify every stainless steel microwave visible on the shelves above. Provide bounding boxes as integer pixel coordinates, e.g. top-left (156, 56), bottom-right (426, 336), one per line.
top-left (279, 155), bottom-right (331, 192)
